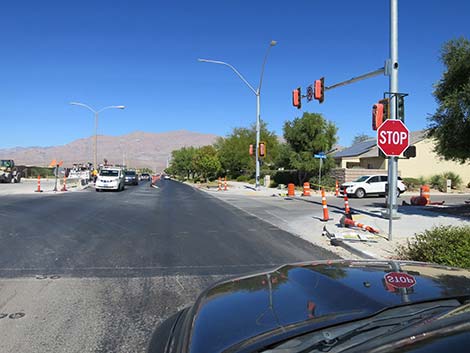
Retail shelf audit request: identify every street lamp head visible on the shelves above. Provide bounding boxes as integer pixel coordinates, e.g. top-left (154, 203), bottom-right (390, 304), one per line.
top-left (270, 40), bottom-right (277, 47)
top-left (115, 105), bottom-right (126, 109)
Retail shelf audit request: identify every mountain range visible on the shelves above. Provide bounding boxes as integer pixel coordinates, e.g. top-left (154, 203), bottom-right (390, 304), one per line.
top-left (0, 130), bottom-right (218, 171)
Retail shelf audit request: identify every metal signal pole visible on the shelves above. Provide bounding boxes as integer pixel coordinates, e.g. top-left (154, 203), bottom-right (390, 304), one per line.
top-left (387, 0), bottom-right (399, 240)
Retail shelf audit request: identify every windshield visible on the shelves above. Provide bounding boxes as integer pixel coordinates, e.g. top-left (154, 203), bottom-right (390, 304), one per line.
top-left (100, 170), bottom-right (119, 177)
top-left (354, 176), bottom-right (369, 182)
top-left (125, 171), bottom-right (136, 176)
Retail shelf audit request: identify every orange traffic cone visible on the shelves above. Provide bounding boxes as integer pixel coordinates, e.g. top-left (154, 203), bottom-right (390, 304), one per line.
top-left (224, 176), bottom-right (227, 191)
top-left (340, 215), bottom-right (379, 234)
top-left (335, 180), bottom-right (339, 196)
top-left (343, 187), bottom-right (351, 215)
top-left (34, 175), bottom-right (43, 193)
top-left (218, 177), bottom-right (222, 191)
top-left (320, 188), bottom-right (331, 222)
top-left (61, 176), bottom-right (68, 191)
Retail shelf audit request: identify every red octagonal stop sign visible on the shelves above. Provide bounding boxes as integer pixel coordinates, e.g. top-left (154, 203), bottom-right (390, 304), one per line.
top-left (384, 272), bottom-right (416, 289)
top-left (377, 120), bottom-right (409, 156)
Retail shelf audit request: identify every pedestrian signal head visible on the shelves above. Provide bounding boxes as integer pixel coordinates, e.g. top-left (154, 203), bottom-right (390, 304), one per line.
top-left (372, 103), bottom-right (384, 130)
top-left (292, 88), bottom-right (301, 109)
top-left (249, 144), bottom-right (254, 156)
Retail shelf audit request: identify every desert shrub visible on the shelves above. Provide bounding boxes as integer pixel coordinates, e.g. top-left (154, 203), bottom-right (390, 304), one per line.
top-left (397, 225), bottom-right (470, 269)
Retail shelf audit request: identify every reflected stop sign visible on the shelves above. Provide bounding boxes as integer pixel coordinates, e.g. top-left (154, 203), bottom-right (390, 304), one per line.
top-left (377, 120), bottom-right (409, 156)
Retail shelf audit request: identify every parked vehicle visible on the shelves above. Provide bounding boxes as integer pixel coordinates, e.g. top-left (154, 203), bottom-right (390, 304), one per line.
top-left (149, 260), bottom-right (470, 353)
top-left (341, 174), bottom-right (406, 198)
top-left (124, 170), bottom-right (139, 185)
top-left (95, 167), bottom-right (125, 191)
top-left (0, 159), bottom-right (22, 183)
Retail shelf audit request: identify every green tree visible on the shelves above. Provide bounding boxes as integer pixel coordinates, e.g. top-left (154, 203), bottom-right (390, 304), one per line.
top-left (168, 146), bottom-right (197, 179)
top-left (215, 121), bottom-right (280, 178)
top-left (193, 145), bottom-right (221, 182)
top-left (283, 112), bottom-right (338, 184)
top-left (427, 37), bottom-right (470, 163)
top-left (352, 133), bottom-right (373, 145)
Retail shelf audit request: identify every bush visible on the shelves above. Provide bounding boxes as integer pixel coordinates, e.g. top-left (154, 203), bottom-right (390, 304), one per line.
top-left (236, 175), bottom-right (250, 182)
top-left (309, 175), bottom-right (337, 191)
top-left (442, 171), bottom-right (462, 189)
top-left (402, 177), bottom-right (427, 190)
top-left (248, 178), bottom-right (256, 185)
top-left (429, 172), bottom-right (463, 191)
top-left (397, 225), bottom-right (470, 269)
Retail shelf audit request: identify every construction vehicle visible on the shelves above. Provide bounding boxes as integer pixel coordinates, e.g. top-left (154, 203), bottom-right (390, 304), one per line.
top-left (0, 160), bottom-right (22, 183)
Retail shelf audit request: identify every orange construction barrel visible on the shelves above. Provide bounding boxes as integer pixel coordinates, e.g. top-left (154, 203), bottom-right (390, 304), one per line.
top-left (287, 183), bottom-right (295, 197)
top-left (420, 185), bottom-right (430, 205)
top-left (302, 182), bottom-right (311, 196)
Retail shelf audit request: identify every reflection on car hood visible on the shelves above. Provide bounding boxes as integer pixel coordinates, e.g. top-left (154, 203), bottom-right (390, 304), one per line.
top-left (187, 260), bottom-right (470, 353)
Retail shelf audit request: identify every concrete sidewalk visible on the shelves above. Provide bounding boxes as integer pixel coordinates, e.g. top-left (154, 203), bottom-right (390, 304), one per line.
top-left (191, 180), bottom-right (470, 260)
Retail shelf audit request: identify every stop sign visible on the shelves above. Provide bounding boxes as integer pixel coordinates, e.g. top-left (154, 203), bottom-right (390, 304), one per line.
top-left (377, 120), bottom-right (409, 156)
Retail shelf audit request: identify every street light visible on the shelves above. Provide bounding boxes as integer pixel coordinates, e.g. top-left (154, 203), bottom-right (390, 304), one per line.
top-left (70, 102), bottom-right (125, 168)
top-left (198, 40), bottom-right (277, 190)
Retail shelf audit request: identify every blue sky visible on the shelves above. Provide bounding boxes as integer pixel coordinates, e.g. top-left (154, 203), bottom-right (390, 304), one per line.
top-left (1, 0), bottom-right (469, 148)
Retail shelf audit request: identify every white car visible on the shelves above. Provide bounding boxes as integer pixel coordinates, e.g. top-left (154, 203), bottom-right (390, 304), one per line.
top-left (341, 175), bottom-right (406, 198)
top-left (95, 167), bottom-right (125, 192)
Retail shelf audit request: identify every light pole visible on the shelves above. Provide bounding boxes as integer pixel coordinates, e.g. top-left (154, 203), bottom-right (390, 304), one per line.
top-left (198, 40), bottom-right (277, 190)
top-left (70, 102), bottom-right (125, 168)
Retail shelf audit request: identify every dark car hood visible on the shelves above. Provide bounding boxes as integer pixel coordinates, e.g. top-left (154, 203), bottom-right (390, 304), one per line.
top-left (185, 260), bottom-right (470, 353)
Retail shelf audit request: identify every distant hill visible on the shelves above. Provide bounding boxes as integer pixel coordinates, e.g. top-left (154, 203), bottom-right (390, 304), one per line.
top-left (0, 130), bottom-right (218, 172)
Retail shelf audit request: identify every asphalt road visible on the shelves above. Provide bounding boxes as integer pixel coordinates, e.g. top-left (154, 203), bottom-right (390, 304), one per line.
top-left (0, 180), bottom-right (337, 353)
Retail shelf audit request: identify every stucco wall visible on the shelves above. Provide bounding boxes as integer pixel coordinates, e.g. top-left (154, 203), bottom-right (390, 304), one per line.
top-left (398, 139), bottom-right (470, 183)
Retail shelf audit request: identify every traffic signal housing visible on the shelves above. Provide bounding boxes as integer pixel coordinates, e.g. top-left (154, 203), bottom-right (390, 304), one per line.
top-left (249, 144), bottom-right (254, 156)
top-left (314, 77), bottom-right (325, 103)
top-left (292, 88), bottom-right (301, 109)
top-left (259, 142), bottom-right (266, 158)
top-left (397, 95), bottom-right (405, 122)
top-left (372, 103), bottom-right (384, 131)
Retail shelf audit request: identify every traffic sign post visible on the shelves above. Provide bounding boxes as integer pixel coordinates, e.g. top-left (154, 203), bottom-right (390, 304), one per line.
top-left (314, 152), bottom-right (327, 190)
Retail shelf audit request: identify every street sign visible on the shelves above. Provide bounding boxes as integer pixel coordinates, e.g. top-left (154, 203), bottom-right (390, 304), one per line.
top-left (306, 85), bottom-right (313, 102)
top-left (314, 153), bottom-right (327, 159)
top-left (377, 120), bottom-right (409, 156)
top-left (384, 272), bottom-right (416, 289)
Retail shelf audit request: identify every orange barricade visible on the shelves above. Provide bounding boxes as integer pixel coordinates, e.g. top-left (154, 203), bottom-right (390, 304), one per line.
top-left (420, 185), bottom-right (430, 205)
top-left (302, 182), bottom-right (311, 196)
top-left (35, 175), bottom-right (43, 193)
top-left (218, 177), bottom-right (222, 191)
top-left (224, 176), bottom-right (227, 191)
top-left (343, 187), bottom-right (351, 214)
top-left (320, 188), bottom-right (330, 221)
top-left (340, 215), bottom-right (379, 234)
top-left (287, 183), bottom-right (295, 197)
top-left (335, 180), bottom-right (339, 197)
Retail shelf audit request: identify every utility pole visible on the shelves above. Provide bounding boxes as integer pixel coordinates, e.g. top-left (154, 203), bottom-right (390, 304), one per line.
top-left (387, 0), bottom-right (399, 239)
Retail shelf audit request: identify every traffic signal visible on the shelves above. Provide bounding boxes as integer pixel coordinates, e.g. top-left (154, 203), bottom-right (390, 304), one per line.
top-left (292, 88), bottom-right (301, 109)
top-left (249, 144), bottom-right (254, 156)
top-left (379, 98), bottom-right (390, 121)
top-left (259, 142), bottom-right (266, 158)
top-left (403, 145), bottom-right (416, 158)
top-left (314, 77), bottom-right (325, 103)
top-left (397, 95), bottom-right (405, 122)
top-left (372, 103), bottom-right (384, 130)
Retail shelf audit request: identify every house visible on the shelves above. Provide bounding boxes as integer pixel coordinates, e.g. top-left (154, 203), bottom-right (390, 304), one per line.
top-left (333, 130), bottom-right (470, 184)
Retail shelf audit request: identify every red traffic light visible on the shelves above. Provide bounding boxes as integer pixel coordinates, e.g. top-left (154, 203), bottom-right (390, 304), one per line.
top-left (372, 103), bottom-right (384, 130)
top-left (259, 142), bottom-right (266, 158)
top-left (314, 77), bottom-right (325, 103)
top-left (292, 88), bottom-right (301, 109)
